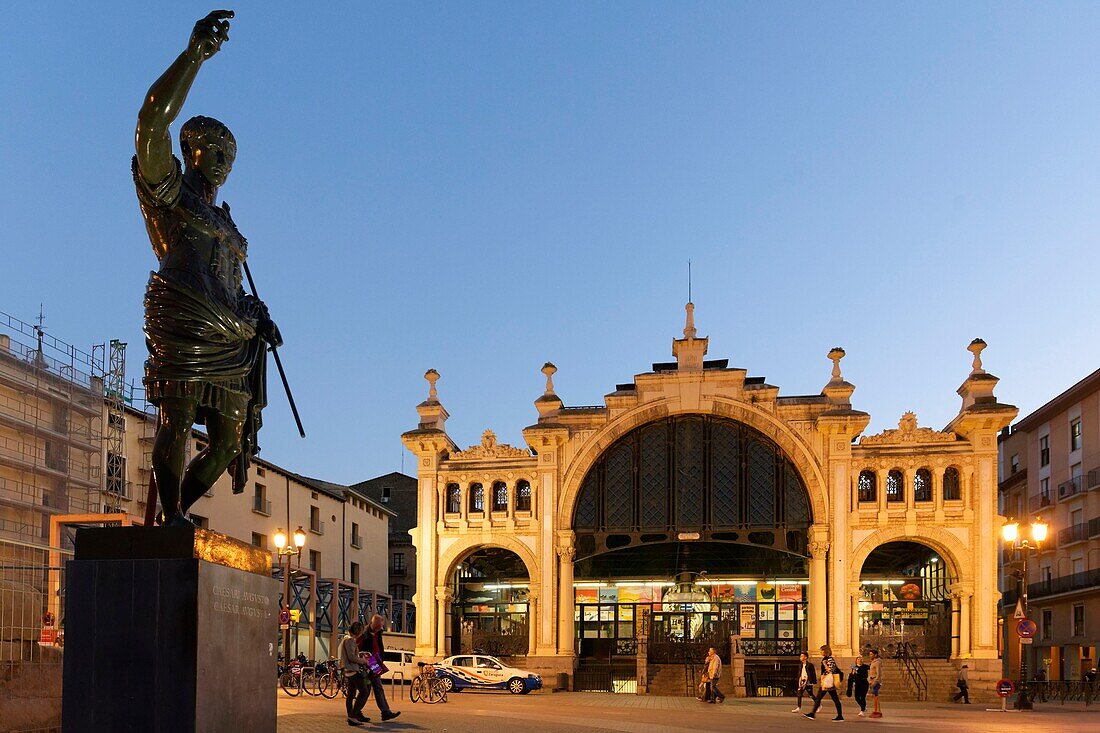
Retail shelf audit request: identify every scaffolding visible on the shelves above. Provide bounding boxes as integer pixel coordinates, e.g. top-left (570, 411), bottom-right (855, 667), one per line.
top-left (0, 310), bottom-right (106, 549)
top-left (93, 339), bottom-right (128, 514)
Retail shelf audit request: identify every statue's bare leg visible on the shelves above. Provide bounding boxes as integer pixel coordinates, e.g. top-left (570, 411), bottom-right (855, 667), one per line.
top-left (180, 407), bottom-right (244, 514)
top-left (152, 397), bottom-right (198, 524)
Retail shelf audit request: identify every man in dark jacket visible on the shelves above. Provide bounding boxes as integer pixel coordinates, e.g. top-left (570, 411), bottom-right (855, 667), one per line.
top-left (357, 614), bottom-right (401, 722)
top-left (846, 655), bottom-right (870, 715)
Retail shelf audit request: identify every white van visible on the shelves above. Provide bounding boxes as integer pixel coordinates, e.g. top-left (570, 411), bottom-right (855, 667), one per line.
top-left (381, 649), bottom-right (415, 683)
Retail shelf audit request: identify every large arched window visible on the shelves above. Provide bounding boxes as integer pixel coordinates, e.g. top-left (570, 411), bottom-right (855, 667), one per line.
top-left (571, 415), bottom-right (812, 556)
top-left (858, 470), bottom-right (877, 503)
top-left (914, 468), bottom-right (932, 502)
top-left (446, 483), bottom-right (461, 514)
top-left (887, 469), bottom-right (904, 503)
top-left (943, 467), bottom-right (961, 501)
top-left (469, 483), bottom-right (484, 513)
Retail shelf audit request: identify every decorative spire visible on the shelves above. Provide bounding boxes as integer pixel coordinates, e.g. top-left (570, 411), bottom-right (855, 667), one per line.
top-left (541, 362), bottom-right (557, 396)
top-left (828, 347), bottom-right (846, 381)
top-left (415, 368), bottom-right (449, 431)
top-left (968, 338), bottom-right (987, 375)
top-left (672, 301), bottom-right (708, 371)
top-left (535, 361), bottom-right (563, 418)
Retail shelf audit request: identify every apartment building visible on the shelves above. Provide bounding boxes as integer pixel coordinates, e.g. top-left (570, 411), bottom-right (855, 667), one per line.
top-left (352, 472), bottom-right (418, 602)
top-left (999, 368), bottom-right (1100, 682)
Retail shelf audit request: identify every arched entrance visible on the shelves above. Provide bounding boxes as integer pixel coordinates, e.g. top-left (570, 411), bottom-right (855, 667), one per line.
top-left (569, 414), bottom-right (814, 691)
top-left (449, 547), bottom-right (531, 658)
top-left (857, 541), bottom-right (954, 659)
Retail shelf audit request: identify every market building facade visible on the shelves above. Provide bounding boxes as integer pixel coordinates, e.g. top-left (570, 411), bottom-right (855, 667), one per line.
top-left (402, 306), bottom-right (1016, 694)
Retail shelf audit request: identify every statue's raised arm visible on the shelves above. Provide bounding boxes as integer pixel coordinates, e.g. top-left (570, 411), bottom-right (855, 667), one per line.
top-left (135, 10), bottom-right (233, 187)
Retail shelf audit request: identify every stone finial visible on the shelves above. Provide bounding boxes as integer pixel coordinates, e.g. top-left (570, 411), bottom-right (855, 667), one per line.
top-left (425, 369), bottom-right (440, 401)
top-left (828, 347), bottom-right (846, 381)
top-left (683, 302), bottom-right (697, 339)
top-left (542, 362), bottom-right (557, 396)
top-left (968, 339), bottom-right (987, 375)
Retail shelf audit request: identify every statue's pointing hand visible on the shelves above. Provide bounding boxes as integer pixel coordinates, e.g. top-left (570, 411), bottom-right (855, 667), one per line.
top-left (189, 10), bottom-right (234, 61)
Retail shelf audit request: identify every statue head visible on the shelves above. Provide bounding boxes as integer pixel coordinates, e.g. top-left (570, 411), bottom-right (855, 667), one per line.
top-left (179, 115), bottom-right (236, 188)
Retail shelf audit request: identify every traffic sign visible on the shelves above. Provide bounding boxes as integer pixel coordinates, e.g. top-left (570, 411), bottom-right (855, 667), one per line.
top-left (1013, 599), bottom-right (1025, 619)
top-left (1016, 618), bottom-right (1037, 638)
top-left (1021, 637), bottom-right (1033, 645)
top-left (279, 608), bottom-right (291, 625)
top-left (996, 679), bottom-right (1015, 698)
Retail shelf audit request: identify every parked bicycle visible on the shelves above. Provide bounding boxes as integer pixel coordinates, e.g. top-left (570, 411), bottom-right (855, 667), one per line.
top-left (410, 661), bottom-right (447, 704)
top-left (316, 657), bottom-right (350, 699)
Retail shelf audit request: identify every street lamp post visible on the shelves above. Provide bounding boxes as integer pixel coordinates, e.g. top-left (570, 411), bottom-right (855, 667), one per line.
top-left (274, 526), bottom-right (307, 659)
top-left (1002, 518), bottom-right (1049, 711)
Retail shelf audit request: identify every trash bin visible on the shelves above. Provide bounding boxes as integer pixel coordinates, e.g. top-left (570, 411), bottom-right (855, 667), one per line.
top-left (555, 672), bottom-right (570, 691)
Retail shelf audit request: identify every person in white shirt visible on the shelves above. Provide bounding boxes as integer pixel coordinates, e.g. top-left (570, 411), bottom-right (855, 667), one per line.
top-left (792, 651), bottom-right (817, 713)
top-left (868, 648), bottom-right (884, 718)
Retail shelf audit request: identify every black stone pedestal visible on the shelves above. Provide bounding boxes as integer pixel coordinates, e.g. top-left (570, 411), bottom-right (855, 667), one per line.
top-left (61, 526), bottom-right (278, 733)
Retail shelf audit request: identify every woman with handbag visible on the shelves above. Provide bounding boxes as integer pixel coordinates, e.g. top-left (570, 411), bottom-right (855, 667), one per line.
top-left (340, 621), bottom-right (370, 727)
top-left (358, 614), bottom-right (401, 722)
top-left (803, 645), bottom-right (844, 721)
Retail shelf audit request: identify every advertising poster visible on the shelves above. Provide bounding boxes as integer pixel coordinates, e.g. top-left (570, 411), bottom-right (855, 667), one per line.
top-left (778, 584), bottom-right (803, 602)
top-left (733, 584), bottom-right (757, 602)
top-left (739, 604), bottom-right (757, 637)
top-left (598, 587), bottom-right (620, 604)
top-left (757, 584), bottom-right (778, 602)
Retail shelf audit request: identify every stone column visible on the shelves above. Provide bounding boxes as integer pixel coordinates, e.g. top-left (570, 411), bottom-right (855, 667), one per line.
top-left (808, 536), bottom-right (830, 652)
top-left (556, 534), bottom-right (576, 656)
top-left (904, 468), bottom-right (916, 510)
top-left (959, 590), bottom-right (972, 658)
top-left (527, 585), bottom-right (540, 657)
top-left (435, 586), bottom-right (453, 658)
top-left (950, 592), bottom-right (961, 659)
top-left (850, 587), bottom-right (862, 654)
top-left (460, 484), bottom-right (469, 523)
top-left (876, 468), bottom-right (888, 515)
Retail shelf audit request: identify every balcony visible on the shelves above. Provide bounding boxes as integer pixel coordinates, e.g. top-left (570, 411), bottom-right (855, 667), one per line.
top-left (350, 533), bottom-right (362, 549)
top-left (252, 496), bottom-right (271, 516)
top-left (1058, 476), bottom-right (1085, 500)
top-left (1058, 523), bottom-right (1089, 547)
top-left (1004, 568), bottom-right (1100, 605)
top-left (1029, 493), bottom-right (1055, 513)
top-left (310, 520), bottom-right (325, 536)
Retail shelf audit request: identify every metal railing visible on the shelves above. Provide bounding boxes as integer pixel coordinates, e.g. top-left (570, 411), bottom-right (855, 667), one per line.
top-left (895, 641), bottom-right (928, 702)
top-left (252, 496), bottom-right (272, 516)
top-left (1058, 476), bottom-right (1085, 500)
top-left (1057, 523), bottom-right (1089, 546)
top-left (310, 520), bottom-right (325, 535)
top-left (1088, 468), bottom-right (1100, 490)
top-left (1029, 493), bottom-right (1055, 512)
top-left (1004, 567), bottom-right (1100, 605)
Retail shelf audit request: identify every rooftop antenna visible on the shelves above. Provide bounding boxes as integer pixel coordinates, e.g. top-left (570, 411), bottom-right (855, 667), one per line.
top-left (33, 303), bottom-right (46, 365)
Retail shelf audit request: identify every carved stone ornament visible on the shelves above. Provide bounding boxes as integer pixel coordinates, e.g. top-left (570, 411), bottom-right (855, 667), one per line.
top-left (809, 541), bottom-right (831, 558)
top-left (556, 545), bottom-right (576, 561)
top-left (860, 411), bottom-right (957, 445)
top-left (435, 586), bottom-right (454, 603)
top-left (449, 430), bottom-right (530, 460)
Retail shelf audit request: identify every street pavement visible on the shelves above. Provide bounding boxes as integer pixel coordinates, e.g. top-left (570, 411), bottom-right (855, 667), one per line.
top-left (277, 688), bottom-right (1097, 732)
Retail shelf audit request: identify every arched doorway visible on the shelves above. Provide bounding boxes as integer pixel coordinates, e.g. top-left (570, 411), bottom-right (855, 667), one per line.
top-left (569, 414), bottom-right (814, 690)
top-left (450, 547), bottom-right (531, 658)
top-left (857, 541), bottom-right (954, 658)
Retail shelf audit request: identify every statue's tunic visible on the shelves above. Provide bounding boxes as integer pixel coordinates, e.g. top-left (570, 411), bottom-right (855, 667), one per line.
top-left (133, 155), bottom-right (267, 491)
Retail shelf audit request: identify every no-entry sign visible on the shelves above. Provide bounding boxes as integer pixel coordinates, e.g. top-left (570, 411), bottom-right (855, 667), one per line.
top-left (996, 679), bottom-right (1015, 698)
top-left (1016, 618), bottom-right (1037, 638)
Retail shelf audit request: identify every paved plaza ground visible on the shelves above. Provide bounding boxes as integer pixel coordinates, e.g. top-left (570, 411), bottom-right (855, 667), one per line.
top-left (277, 690), bottom-right (1097, 732)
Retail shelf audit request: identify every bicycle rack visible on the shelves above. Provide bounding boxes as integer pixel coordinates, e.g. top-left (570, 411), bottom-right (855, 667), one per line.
top-left (387, 671), bottom-right (407, 700)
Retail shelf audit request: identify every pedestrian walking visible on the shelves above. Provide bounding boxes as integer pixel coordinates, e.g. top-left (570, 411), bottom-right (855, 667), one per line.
top-left (867, 649), bottom-right (884, 719)
top-left (952, 664), bottom-right (971, 704)
top-left (803, 644), bottom-right (844, 721)
top-left (846, 655), bottom-right (870, 716)
top-left (704, 647), bottom-right (725, 703)
top-left (792, 651), bottom-right (817, 713)
top-left (340, 621), bottom-right (370, 727)
top-left (357, 614), bottom-right (402, 722)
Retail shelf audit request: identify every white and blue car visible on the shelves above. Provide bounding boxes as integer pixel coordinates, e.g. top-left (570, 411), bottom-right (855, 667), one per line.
top-left (434, 654), bottom-right (542, 694)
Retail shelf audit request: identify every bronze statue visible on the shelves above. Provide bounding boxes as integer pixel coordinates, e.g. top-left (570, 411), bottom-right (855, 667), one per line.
top-left (135, 10), bottom-right (281, 526)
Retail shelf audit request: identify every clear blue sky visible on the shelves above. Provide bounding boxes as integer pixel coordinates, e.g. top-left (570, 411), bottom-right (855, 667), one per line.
top-left (3, 3), bottom-right (1099, 483)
